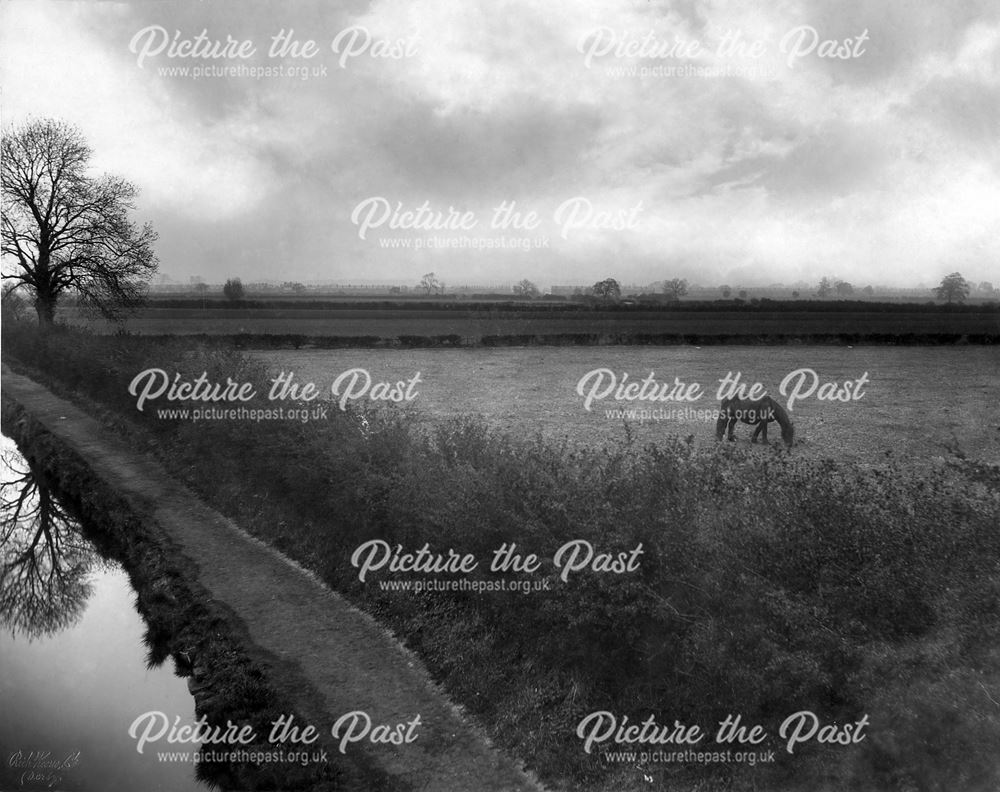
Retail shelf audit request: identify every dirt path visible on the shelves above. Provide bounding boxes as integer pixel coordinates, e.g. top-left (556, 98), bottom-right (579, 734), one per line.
top-left (1, 367), bottom-right (545, 792)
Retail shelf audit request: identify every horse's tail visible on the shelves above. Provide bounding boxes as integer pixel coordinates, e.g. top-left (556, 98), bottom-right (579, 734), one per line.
top-left (768, 397), bottom-right (795, 447)
top-left (716, 398), bottom-right (732, 440)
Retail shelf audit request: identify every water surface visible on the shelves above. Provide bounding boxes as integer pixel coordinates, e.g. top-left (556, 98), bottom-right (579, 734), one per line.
top-left (0, 434), bottom-right (204, 792)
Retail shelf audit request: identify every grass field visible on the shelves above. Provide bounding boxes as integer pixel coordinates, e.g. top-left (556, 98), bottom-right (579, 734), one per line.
top-left (251, 346), bottom-right (1000, 464)
top-left (63, 305), bottom-right (1000, 338)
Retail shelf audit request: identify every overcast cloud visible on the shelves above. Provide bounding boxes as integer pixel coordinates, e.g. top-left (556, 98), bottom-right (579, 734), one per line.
top-left (2, 0), bottom-right (998, 288)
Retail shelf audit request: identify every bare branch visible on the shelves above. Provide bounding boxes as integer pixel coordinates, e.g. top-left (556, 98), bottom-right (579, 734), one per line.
top-left (1, 117), bottom-right (158, 325)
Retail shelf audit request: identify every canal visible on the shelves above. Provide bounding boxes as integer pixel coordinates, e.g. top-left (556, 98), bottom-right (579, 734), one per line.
top-left (0, 433), bottom-right (204, 792)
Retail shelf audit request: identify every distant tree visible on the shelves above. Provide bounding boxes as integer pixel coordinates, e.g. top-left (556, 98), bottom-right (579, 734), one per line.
top-left (592, 278), bottom-right (621, 302)
top-left (720, 285), bottom-right (732, 298)
top-left (223, 277), bottom-right (245, 301)
top-left (738, 289), bottom-right (748, 300)
top-left (1, 118), bottom-right (158, 326)
top-left (389, 286), bottom-right (401, 295)
top-left (512, 279), bottom-right (540, 298)
top-left (862, 285), bottom-right (874, 296)
top-left (791, 290), bottom-right (800, 299)
top-left (934, 272), bottom-right (970, 303)
top-left (977, 281), bottom-right (996, 295)
top-left (662, 278), bottom-right (688, 301)
top-left (192, 281), bottom-right (209, 307)
top-left (835, 280), bottom-right (854, 297)
top-left (419, 272), bottom-right (443, 295)
top-left (1, 282), bottom-right (29, 323)
top-left (816, 277), bottom-right (834, 298)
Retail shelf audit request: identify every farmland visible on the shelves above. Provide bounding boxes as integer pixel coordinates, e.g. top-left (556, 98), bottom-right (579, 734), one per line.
top-left (4, 323), bottom-right (999, 792)
top-left (250, 346), bottom-right (1000, 465)
top-left (61, 302), bottom-right (1000, 341)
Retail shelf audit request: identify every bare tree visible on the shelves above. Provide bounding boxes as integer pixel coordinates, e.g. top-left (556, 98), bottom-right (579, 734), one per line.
top-left (513, 278), bottom-right (540, 298)
top-left (662, 278), bottom-right (688, 301)
top-left (934, 272), bottom-right (970, 303)
top-left (592, 278), bottom-right (621, 302)
top-left (1, 118), bottom-right (158, 326)
top-left (419, 272), bottom-right (443, 295)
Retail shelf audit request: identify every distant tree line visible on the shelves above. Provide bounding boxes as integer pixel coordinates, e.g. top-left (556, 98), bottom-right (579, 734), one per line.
top-left (157, 270), bottom-right (999, 307)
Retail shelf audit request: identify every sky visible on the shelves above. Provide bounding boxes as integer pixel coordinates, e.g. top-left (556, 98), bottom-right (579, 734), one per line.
top-left (1, 0), bottom-right (998, 289)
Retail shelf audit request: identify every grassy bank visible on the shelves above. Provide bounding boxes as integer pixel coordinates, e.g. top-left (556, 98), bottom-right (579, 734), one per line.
top-left (4, 322), bottom-right (999, 792)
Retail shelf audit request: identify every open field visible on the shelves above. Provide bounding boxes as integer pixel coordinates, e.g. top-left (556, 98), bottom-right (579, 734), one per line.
top-left (62, 305), bottom-right (1000, 339)
top-left (251, 346), bottom-right (1000, 464)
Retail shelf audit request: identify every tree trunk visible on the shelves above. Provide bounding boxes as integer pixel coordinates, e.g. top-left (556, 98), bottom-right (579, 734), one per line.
top-left (34, 293), bottom-right (56, 328)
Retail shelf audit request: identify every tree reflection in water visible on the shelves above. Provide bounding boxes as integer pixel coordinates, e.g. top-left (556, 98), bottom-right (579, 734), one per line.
top-left (0, 445), bottom-right (102, 639)
top-left (0, 440), bottom-right (343, 790)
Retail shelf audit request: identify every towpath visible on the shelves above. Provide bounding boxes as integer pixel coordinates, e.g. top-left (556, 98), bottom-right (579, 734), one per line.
top-left (1, 367), bottom-right (544, 792)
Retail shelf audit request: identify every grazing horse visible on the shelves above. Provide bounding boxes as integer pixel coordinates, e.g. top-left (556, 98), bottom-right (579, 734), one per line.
top-left (715, 396), bottom-right (794, 448)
